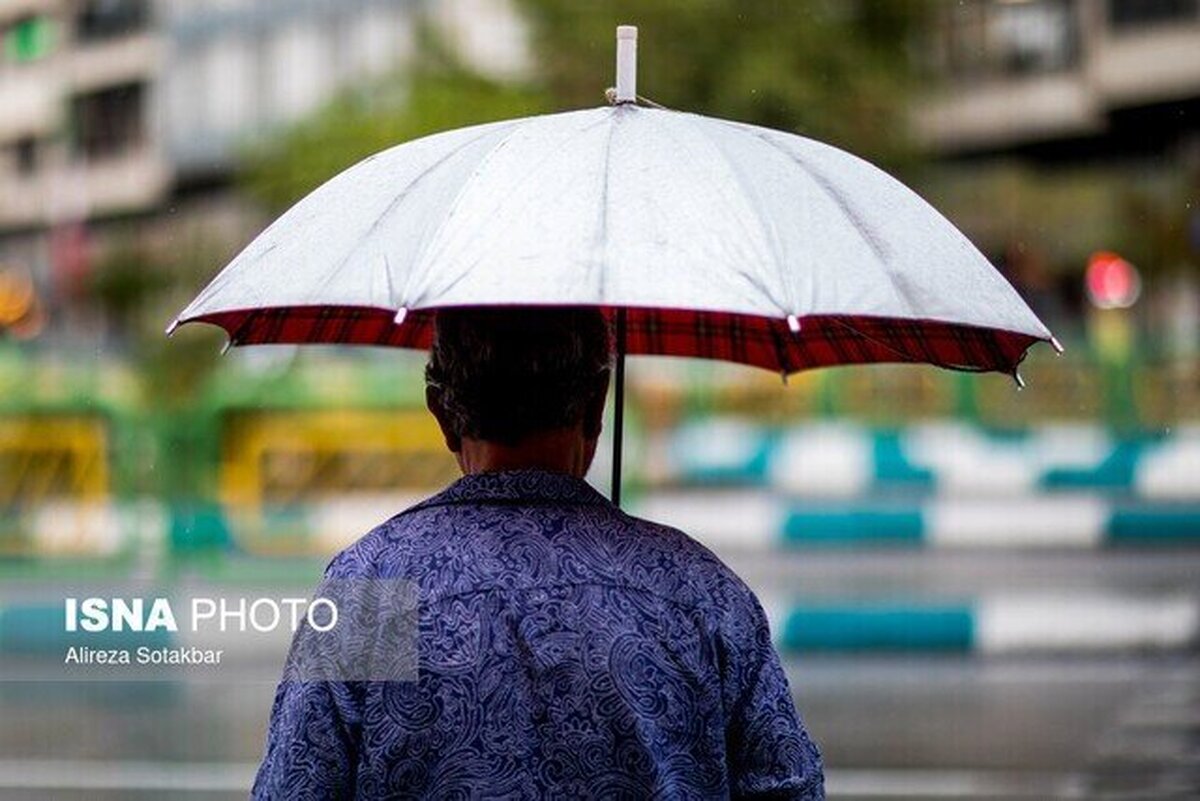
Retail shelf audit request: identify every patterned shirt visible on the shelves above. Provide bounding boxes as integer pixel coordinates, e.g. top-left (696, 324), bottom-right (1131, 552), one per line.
top-left (254, 469), bottom-right (824, 799)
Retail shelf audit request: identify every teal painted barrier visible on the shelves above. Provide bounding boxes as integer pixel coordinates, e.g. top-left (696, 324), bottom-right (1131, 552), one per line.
top-left (0, 604), bottom-right (175, 655)
top-left (727, 501), bottom-right (1199, 549)
top-left (1043, 440), bottom-right (1145, 489)
top-left (783, 509), bottom-right (924, 546)
top-left (169, 503), bottom-right (233, 552)
top-left (1108, 508), bottom-right (1200, 543)
top-left (779, 605), bottom-right (974, 652)
top-left (662, 423), bottom-right (1200, 498)
top-left (771, 596), bottom-right (1199, 654)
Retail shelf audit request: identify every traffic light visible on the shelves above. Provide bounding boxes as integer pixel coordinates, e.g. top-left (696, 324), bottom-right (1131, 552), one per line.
top-left (1085, 251), bottom-right (1141, 310)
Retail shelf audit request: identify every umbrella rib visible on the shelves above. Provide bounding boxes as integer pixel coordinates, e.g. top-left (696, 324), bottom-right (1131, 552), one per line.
top-left (729, 125), bottom-right (919, 319)
top-left (738, 126), bottom-right (893, 263)
top-left (768, 317), bottom-right (794, 375)
top-left (408, 112), bottom-right (613, 305)
top-left (825, 314), bottom-right (999, 371)
top-left (682, 113), bottom-right (803, 315)
top-left (311, 122), bottom-right (525, 306)
top-left (594, 113), bottom-right (618, 303)
top-left (646, 112), bottom-right (781, 312)
top-left (826, 315), bottom-right (922, 365)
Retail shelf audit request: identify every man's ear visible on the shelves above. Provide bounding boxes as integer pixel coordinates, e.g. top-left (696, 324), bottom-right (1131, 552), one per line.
top-left (582, 374), bottom-right (611, 440)
top-left (426, 385), bottom-right (462, 453)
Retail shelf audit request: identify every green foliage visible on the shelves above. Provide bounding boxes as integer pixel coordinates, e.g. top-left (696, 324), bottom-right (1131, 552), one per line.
top-left (242, 1), bottom-right (930, 212)
top-left (80, 230), bottom-right (228, 408)
top-left (242, 55), bottom-right (551, 212)
top-left (88, 238), bottom-right (171, 336)
top-left (517, 0), bottom-right (930, 165)
top-left (923, 161), bottom-right (1200, 277)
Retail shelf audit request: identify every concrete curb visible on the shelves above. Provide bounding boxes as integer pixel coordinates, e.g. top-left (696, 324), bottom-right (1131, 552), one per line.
top-left (654, 421), bottom-right (1200, 499)
top-left (765, 595), bottom-right (1200, 654)
top-left (635, 491), bottom-right (1200, 550)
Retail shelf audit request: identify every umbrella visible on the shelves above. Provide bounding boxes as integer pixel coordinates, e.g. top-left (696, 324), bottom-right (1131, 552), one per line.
top-left (169, 26), bottom-right (1059, 506)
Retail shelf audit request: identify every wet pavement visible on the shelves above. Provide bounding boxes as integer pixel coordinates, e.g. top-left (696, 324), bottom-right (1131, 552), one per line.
top-left (0, 548), bottom-right (1197, 800)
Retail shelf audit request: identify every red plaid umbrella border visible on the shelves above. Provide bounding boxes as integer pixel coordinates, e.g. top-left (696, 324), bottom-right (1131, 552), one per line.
top-left (183, 304), bottom-right (1044, 377)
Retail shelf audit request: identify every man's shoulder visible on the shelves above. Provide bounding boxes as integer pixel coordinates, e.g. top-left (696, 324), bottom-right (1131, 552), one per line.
top-left (321, 501), bottom-right (439, 579)
top-left (607, 510), bottom-right (763, 614)
top-left (321, 496), bottom-right (762, 618)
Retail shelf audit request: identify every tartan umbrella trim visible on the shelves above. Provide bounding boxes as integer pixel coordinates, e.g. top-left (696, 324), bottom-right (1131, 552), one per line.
top-left (179, 304), bottom-right (1045, 377)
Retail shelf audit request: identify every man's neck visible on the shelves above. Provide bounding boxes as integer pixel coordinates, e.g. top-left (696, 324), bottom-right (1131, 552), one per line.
top-left (456, 428), bottom-right (595, 478)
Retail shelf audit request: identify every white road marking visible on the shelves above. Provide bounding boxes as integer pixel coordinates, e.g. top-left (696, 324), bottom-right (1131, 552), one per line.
top-left (928, 495), bottom-right (1108, 548)
top-left (633, 490), bottom-right (783, 549)
top-left (0, 760), bottom-right (1094, 799)
top-left (977, 595), bottom-right (1200, 653)
top-left (826, 768), bottom-right (1089, 798)
top-left (0, 759), bottom-right (257, 792)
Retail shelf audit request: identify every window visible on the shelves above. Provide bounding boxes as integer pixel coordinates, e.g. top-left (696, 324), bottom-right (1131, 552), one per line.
top-left (70, 83), bottom-right (146, 160)
top-left (77, 0), bottom-right (150, 42)
top-left (1110, 0), bottom-right (1199, 28)
top-left (14, 138), bottom-right (37, 176)
top-left (3, 16), bottom-right (55, 62)
top-left (937, 0), bottom-right (1079, 81)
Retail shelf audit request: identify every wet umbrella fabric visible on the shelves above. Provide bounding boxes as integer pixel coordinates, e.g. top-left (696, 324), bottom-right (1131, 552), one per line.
top-left (170, 104), bottom-right (1051, 374)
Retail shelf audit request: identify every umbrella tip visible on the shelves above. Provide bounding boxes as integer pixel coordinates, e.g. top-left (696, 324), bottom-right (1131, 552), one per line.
top-left (220, 338), bottom-right (235, 356)
top-left (615, 25), bottom-right (637, 104)
top-left (165, 319), bottom-right (179, 337)
top-left (394, 307), bottom-right (408, 325)
top-left (1050, 335), bottom-right (1064, 355)
top-left (787, 314), bottom-right (802, 334)
top-left (1013, 371), bottom-right (1026, 390)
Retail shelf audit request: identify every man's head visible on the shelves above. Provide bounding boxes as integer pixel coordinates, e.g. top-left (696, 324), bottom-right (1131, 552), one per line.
top-left (425, 306), bottom-right (612, 476)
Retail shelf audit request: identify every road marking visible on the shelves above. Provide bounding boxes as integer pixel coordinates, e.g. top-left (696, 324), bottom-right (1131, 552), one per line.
top-left (927, 495), bottom-right (1107, 548)
top-left (827, 768), bottom-right (1089, 798)
top-left (977, 595), bottom-right (1200, 653)
top-left (0, 760), bottom-right (1094, 798)
top-left (0, 759), bottom-right (257, 792)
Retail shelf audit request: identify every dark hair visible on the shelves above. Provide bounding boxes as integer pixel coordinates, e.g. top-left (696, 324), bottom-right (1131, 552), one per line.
top-left (425, 306), bottom-right (612, 445)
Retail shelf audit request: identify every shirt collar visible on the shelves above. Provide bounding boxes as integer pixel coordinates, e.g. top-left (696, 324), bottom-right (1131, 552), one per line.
top-left (412, 469), bottom-right (612, 510)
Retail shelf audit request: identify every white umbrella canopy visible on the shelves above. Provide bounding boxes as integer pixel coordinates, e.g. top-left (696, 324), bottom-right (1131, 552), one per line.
top-left (169, 26), bottom-right (1057, 500)
top-left (173, 101), bottom-right (1051, 354)
top-left (170, 27), bottom-right (1054, 374)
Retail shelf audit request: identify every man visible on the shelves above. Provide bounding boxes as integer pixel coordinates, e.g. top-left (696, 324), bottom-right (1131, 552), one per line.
top-left (253, 306), bottom-right (824, 799)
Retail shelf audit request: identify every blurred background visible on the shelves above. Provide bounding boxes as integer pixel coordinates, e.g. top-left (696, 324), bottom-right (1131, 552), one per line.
top-left (0, 0), bottom-right (1198, 798)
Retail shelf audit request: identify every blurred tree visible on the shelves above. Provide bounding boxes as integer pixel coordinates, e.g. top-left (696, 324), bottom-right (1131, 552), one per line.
top-left (243, 1), bottom-right (930, 211)
top-left (517, 0), bottom-right (930, 166)
top-left (242, 26), bottom-right (551, 212)
top-left (78, 228), bottom-right (227, 408)
top-left (88, 237), bottom-right (170, 346)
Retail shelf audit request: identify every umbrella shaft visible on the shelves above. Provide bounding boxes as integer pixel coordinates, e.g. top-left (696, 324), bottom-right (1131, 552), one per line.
top-left (611, 307), bottom-right (627, 507)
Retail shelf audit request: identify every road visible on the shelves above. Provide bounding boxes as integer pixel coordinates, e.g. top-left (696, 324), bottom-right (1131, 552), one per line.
top-left (0, 549), bottom-right (1196, 799)
top-left (0, 654), bottom-right (1195, 800)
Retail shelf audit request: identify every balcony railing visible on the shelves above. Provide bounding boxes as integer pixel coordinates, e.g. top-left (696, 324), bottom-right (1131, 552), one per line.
top-left (0, 146), bottom-right (168, 228)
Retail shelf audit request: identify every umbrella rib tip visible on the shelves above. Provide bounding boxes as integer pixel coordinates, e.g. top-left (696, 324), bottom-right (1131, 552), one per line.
top-left (165, 319), bottom-right (179, 337)
top-left (394, 307), bottom-right (409, 325)
top-left (787, 314), bottom-right (802, 334)
top-left (1050, 335), bottom-right (1064, 355)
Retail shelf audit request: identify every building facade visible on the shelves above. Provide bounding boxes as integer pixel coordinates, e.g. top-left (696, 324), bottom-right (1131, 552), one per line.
top-left (917, 0), bottom-right (1200, 158)
top-left (0, 0), bottom-right (524, 342)
top-left (0, 0), bottom-right (163, 232)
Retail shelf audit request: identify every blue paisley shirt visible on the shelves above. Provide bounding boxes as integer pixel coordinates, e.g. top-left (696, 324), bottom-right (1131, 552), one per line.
top-left (254, 469), bottom-right (824, 800)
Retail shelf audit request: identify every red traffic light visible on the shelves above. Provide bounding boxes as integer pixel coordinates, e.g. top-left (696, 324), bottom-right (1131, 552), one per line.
top-left (1085, 251), bottom-right (1141, 310)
